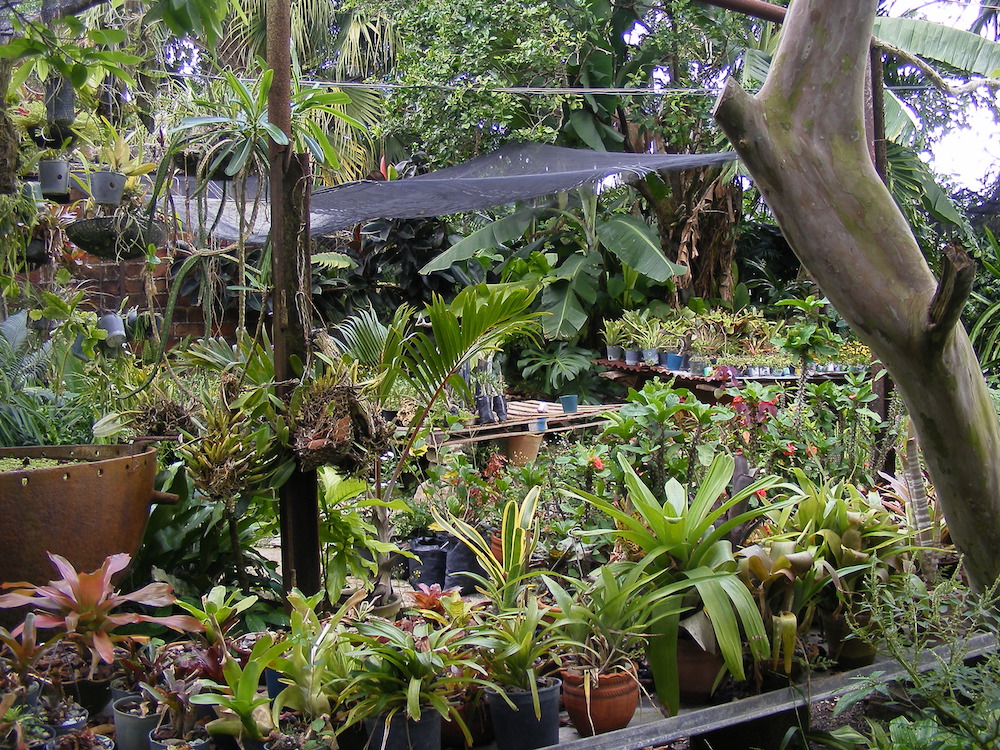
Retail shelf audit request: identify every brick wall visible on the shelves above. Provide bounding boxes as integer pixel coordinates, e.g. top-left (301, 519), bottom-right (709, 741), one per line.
top-left (26, 248), bottom-right (237, 346)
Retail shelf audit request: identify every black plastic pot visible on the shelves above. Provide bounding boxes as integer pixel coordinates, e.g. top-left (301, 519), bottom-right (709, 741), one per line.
top-left (486, 678), bottom-right (562, 750)
top-left (38, 159), bottom-right (69, 196)
top-left (443, 535), bottom-right (486, 595)
top-left (408, 535), bottom-right (447, 588)
top-left (476, 395), bottom-right (496, 424)
top-left (90, 171), bottom-right (126, 206)
top-left (492, 394), bottom-right (508, 422)
top-left (112, 697), bottom-right (158, 750)
top-left (363, 710), bottom-right (440, 750)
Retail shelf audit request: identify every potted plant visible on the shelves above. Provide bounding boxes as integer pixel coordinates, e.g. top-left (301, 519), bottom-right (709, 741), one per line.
top-left (620, 310), bottom-right (652, 366)
top-left (37, 147), bottom-right (72, 197)
top-left (471, 597), bottom-right (573, 750)
top-left (601, 318), bottom-right (626, 362)
top-left (543, 567), bottom-right (680, 736)
top-left (112, 694), bottom-right (160, 750)
top-left (566, 453), bottom-right (789, 715)
top-left (140, 669), bottom-right (209, 750)
top-left (268, 589), bottom-right (365, 747)
top-left (84, 121), bottom-right (156, 206)
top-left (337, 618), bottom-right (493, 750)
top-left (0, 553), bottom-right (202, 713)
top-left (432, 486), bottom-right (543, 611)
top-left (774, 470), bottom-right (910, 668)
top-left (736, 540), bottom-right (836, 676)
top-left (190, 635), bottom-right (287, 750)
top-left (0, 696), bottom-right (54, 750)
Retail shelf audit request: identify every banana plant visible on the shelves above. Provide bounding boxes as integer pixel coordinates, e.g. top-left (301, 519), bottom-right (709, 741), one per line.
top-left (419, 189), bottom-right (685, 341)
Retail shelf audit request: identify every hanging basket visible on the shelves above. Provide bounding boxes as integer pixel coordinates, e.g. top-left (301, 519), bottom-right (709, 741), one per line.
top-left (45, 77), bottom-right (76, 128)
top-left (65, 215), bottom-right (167, 259)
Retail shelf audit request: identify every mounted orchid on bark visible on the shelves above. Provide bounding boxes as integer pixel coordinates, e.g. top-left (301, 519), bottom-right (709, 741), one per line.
top-left (0, 552), bottom-right (203, 678)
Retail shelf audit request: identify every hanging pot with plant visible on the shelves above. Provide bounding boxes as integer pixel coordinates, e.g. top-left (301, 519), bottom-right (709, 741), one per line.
top-left (89, 171), bottom-right (126, 206)
top-left (39, 159), bottom-right (70, 196)
top-left (65, 214), bottom-right (167, 259)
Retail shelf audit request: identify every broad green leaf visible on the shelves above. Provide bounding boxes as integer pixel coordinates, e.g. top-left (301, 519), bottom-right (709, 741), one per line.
top-left (873, 17), bottom-right (1000, 78)
top-left (597, 216), bottom-right (687, 282)
top-left (420, 209), bottom-right (536, 273)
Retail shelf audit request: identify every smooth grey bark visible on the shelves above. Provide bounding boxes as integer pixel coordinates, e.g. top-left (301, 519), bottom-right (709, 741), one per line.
top-left (714, 0), bottom-right (1000, 590)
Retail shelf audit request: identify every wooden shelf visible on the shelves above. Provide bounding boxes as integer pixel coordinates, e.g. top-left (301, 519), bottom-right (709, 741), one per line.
top-left (428, 399), bottom-right (624, 449)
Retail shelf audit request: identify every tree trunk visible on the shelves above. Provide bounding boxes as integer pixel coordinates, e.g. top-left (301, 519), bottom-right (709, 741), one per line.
top-left (713, 0), bottom-right (1000, 590)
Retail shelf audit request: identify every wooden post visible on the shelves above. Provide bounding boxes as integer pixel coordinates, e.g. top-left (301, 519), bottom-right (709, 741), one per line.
top-left (267, 0), bottom-right (320, 595)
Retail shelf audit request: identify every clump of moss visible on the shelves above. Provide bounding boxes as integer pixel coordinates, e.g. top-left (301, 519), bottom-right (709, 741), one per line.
top-left (0, 456), bottom-right (80, 473)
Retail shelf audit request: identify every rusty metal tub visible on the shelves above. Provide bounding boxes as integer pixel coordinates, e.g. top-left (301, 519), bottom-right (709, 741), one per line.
top-left (0, 444), bottom-right (173, 592)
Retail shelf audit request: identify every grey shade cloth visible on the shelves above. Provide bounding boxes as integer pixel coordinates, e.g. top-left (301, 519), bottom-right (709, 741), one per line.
top-left (177, 142), bottom-right (736, 243)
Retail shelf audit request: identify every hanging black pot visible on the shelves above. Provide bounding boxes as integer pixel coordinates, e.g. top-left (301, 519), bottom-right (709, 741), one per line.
top-left (444, 535), bottom-right (486, 595)
top-left (65, 215), bottom-right (167, 259)
top-left (408, 534), bottom-right (447, 588)
top-left (492, 394), bottom-right (508, 422)
top-left (45, 77), bottom-right (75, 128)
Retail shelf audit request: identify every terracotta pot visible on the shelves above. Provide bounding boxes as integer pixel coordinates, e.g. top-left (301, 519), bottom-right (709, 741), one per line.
top-left (504, 433), bottom-right (543, 466)
top-left (490, 531), bottom-right (503, 563)
top-left (561, 669), bottom-right (639, 737)
top-left (675, 638), bottom-right (725, 707)
top-left (820, 607), bottom-right (877, 669)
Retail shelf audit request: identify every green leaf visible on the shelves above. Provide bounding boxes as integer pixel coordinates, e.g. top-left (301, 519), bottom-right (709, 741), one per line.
top-left (873, 17), bottom-right (1000, 78)
top-left (568, 110), bottom-right (607, 152)
top-left (420, 209), bottom-right (536, 274)
top-left (597, 216), bottom-right (687, 282)
top-left (87, 28), bottom-right (127, 46)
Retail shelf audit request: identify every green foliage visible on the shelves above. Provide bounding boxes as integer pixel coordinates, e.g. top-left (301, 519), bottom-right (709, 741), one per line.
top-left (340, 619), bottom-right (493, 741)
top-left (516, 342), bottom-right (595, 396)
top-left (544, 566), bottom-right (682, 675)
top-left (600, 379), bottom-right (732, 496)
top-left (568, 452), bottom-right (785, 715)
top-left (192, 635), bottom-right (287, 742)
top-left (470, 595), bottom-right (575, 711)
top-left (317, 467), bottom-right (406, 599)
top-left (433, 486), bottom-right (542, 609)
top-left (270, 589), bottom-right (364, 728)
top-left (968, 229), bottom-right (1000, 382)
top-left (831, 573), bottom-right (1000, 750)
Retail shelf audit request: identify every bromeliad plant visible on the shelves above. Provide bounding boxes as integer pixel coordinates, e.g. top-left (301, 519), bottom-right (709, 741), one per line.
top-left (432, 485), bottom-right (542, 609)
top-left (269, 589), bottom-right (365, 731)
top-left (0, 553), bottom-right (202, 679)
top-left (543, 566), bottom-right (683, 677)
top-left (191, 635), bottom-right (287, 747)
top-left (737, 540), bottom-right (838, 675)
top-left (567, 452), bottom-right (789, 715)
top-left (337, 618), bottom-right (496, 747)
top-left (470, 595), bottom-right (575, 720)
